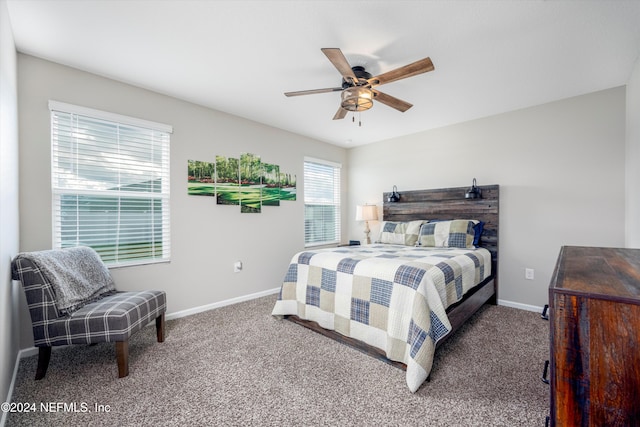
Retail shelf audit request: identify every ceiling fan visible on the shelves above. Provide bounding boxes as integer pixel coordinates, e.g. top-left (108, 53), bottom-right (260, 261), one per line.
top-left (284, 48), bottom-right (435, 121)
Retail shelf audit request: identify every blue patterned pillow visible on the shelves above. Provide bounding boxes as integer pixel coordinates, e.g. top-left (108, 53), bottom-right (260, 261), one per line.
top-left (472, 221), bottom-right (484, 246)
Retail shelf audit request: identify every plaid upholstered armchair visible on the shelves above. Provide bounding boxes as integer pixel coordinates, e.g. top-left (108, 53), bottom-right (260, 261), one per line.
top-left (11, 246), bottom-right (166, 380)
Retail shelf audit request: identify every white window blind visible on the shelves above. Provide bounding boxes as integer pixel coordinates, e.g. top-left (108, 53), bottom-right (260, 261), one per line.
top-left (304, 158), bottom-right (341, 246)
top-left (50, 101), bottom-right (172, 266)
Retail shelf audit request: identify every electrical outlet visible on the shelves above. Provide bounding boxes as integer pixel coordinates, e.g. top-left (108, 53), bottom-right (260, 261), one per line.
top-left (234, 261), bottom-right (243, 273)
top-left (525, 268), bottom-right (534, 280)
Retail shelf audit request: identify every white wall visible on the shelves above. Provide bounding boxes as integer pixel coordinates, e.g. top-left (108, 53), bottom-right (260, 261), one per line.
top-left (626, 54), bottom-right (640, 248)
top-left (0, 0), bottom-right (20, 415)
top-left (347, 87), bottom-right (626, 308)
top-left (17, 54), bottom-right (347, 348)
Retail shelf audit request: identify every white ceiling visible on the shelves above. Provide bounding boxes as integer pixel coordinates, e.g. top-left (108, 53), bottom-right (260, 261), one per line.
top-left (6, 0), bottom-right (640, 148)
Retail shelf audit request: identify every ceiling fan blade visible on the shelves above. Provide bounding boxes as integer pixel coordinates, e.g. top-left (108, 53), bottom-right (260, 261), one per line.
top-left (284, 87), bottom-right (343, 97)
top-left (372, 90), bottom-right (413, 112)
top-left (321, 48), bottom-right (357, 83)
top-left (369, 57), bottom-right (434, 87)
top-left (333, 107), bottom-right (348, 120)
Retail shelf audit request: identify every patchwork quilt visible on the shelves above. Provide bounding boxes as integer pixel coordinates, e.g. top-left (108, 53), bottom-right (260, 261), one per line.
top-left (271, 244), bottom-right (492, 392)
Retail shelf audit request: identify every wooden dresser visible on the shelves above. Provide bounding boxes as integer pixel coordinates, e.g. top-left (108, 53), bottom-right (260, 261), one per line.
top-left (548, 246), bottom-right (640, 426)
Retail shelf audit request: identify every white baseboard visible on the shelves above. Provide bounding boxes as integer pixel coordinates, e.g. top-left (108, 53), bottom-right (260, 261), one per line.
top-left (165, 287), bottom-right (280, 321)
top-left (17, 346), bottom-right (38, 359)
top-left (1, 351), bottom-right (19, 427)
top-left (498, 299), bottom-right (544, 314)
top-left (1, 346), bottom-right (36, 427)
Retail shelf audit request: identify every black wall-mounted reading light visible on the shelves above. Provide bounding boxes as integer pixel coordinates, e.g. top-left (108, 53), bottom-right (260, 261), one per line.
top-left (388, 185), bottom-right (401, 203)
top-left (465, 178), bottom-right (482, 199)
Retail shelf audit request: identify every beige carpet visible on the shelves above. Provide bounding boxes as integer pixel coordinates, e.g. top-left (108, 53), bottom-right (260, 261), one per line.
top-left (6, 294), bottom-right (550, 426)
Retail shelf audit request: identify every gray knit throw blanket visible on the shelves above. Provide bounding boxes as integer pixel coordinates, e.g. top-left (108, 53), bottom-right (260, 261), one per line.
top-left (20, 246), bottom-right (116, 316)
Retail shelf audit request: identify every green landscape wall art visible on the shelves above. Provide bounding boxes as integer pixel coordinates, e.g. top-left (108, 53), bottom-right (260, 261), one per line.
top-left (187, 153), bottom-right (296, 213)
top-left (215, 155), bottom-right (240, 205)
top-left (262, 163), bottom-right (280, 207)
top-left (240, 153), bottom-right (261, 213)
top-left (187, 160), bottom-right (215, 196)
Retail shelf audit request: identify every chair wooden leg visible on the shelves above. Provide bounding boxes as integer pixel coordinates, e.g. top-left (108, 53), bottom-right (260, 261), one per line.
top-left (116, 341), bottom-right (129, 378)
top-left (156, 313), bottom-right (165, 343)
top-left (35, 346), bottom-right (52, 380)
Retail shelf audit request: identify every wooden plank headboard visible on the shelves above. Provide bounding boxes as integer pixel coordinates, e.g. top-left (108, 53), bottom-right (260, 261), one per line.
top-left (382, 184), bottom-right (499, 273)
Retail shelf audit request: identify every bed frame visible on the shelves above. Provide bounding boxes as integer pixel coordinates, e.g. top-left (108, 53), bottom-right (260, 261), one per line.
top-left (287, 184), bottom-right (500, 370)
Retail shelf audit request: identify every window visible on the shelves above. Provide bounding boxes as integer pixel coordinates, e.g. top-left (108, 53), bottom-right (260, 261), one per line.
top-left (304, 157), bottom-right (341, 246)
top-left (50, 101), bottom-right (172, 266)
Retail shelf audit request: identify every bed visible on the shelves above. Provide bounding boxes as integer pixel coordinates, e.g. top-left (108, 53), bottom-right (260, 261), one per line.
top-left (272, 185), bottom-right (499, 392)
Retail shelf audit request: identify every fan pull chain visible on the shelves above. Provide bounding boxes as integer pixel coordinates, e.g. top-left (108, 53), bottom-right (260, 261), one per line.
top-left (349, 112), bottom-right (363, 127)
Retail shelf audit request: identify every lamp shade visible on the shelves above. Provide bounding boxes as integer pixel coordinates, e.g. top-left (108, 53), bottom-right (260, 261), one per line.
top-left (355, 205), bottom-right (378, 221)
top-left (341, 87), bottom-right (374, 112)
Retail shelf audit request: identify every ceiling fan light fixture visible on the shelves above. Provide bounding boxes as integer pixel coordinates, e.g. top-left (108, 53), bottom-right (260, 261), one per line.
top-left (284, 48), bottom-right (434, 120)
top-left (341, 87), bottom-right (374, 112)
